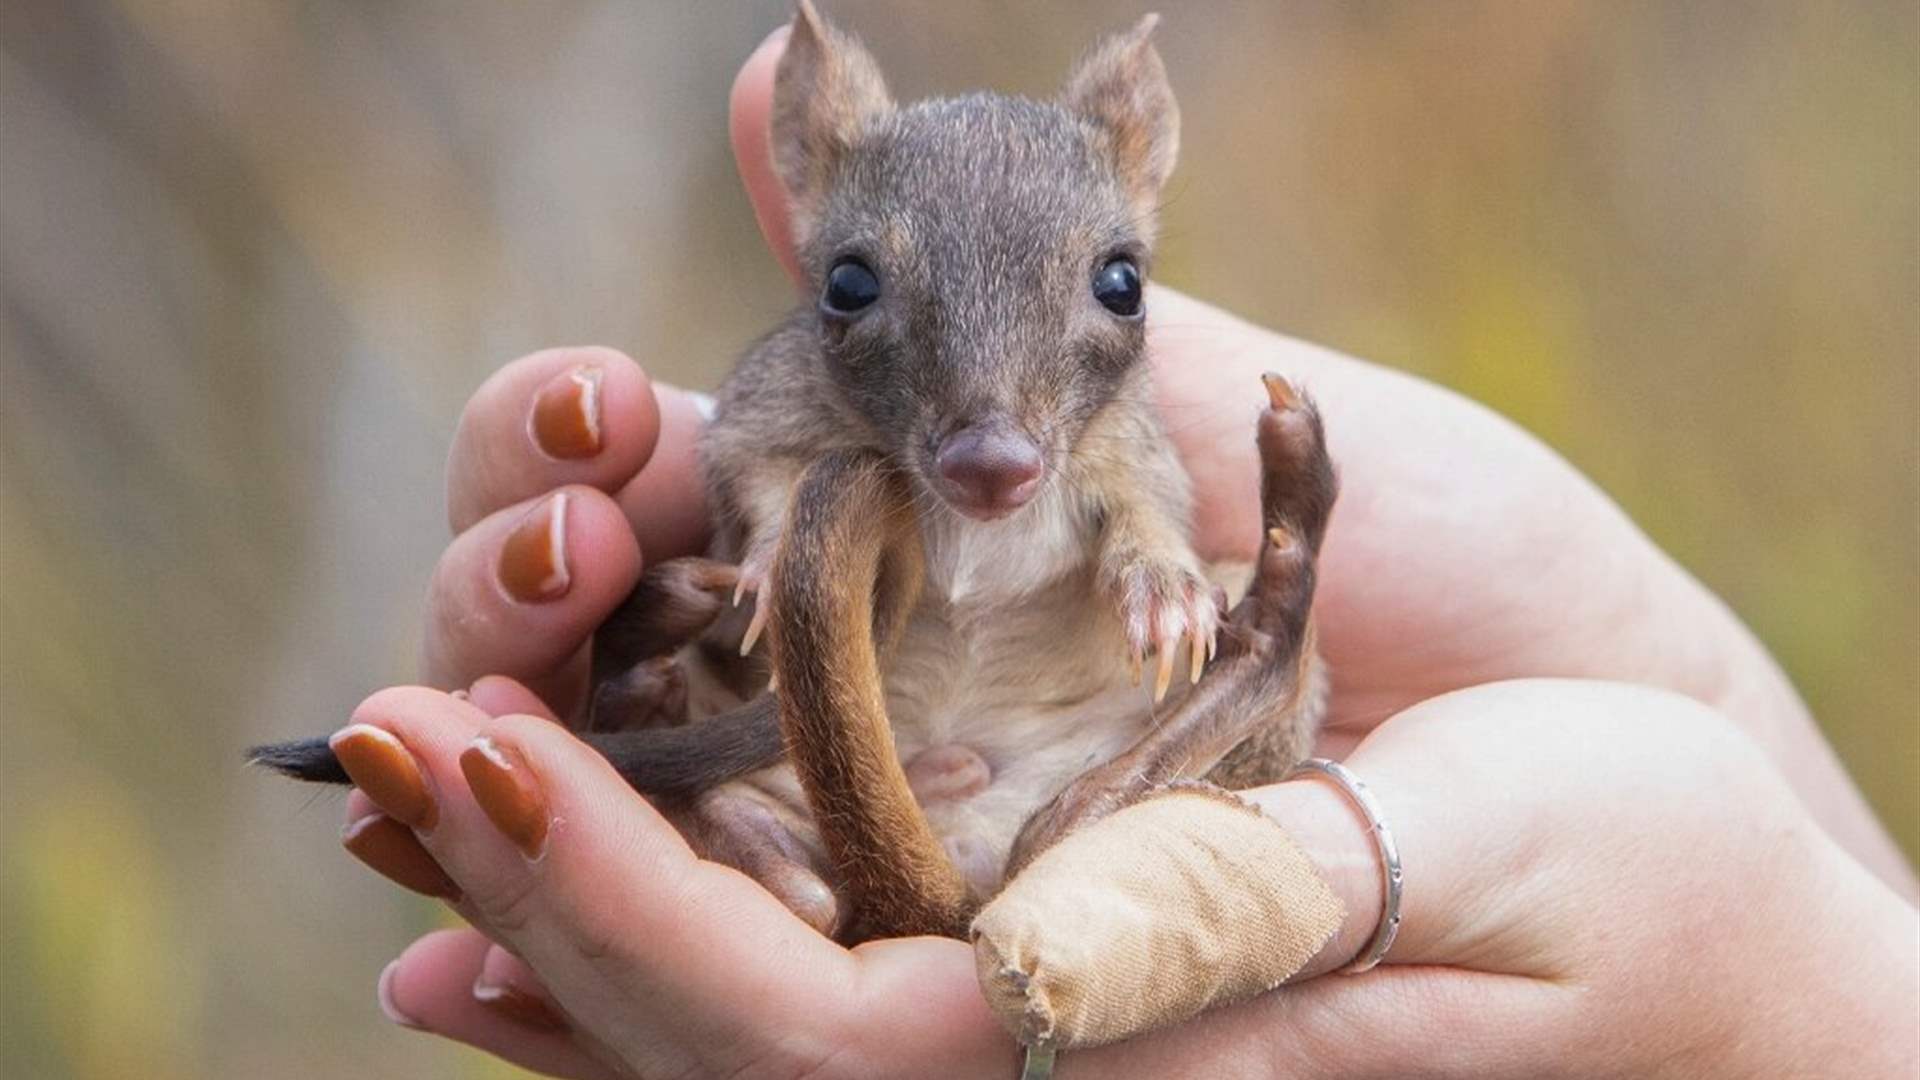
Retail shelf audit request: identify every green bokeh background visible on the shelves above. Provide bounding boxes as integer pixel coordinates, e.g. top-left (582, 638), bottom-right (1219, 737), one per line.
top-left (2, 3), bottom-right (1913, 1077)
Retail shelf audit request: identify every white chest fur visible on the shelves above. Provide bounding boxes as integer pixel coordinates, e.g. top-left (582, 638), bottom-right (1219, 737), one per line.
top-left (916, 482), bottom-right (1095, 605)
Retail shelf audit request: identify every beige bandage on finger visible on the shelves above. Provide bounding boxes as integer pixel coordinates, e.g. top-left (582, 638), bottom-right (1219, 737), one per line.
top-left (971, 785), bottom-right (1344, 1050)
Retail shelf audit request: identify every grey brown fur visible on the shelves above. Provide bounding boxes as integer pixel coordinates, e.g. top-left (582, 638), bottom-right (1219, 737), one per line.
top-left (623, 3), bottom-right (1337, 939)
top-left (250, 2), bottom-right (1337, 945)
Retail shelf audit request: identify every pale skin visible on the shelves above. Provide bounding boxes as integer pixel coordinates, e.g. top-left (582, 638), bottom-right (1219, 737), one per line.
top-left (329, 27), bottom-right (1919, 1079)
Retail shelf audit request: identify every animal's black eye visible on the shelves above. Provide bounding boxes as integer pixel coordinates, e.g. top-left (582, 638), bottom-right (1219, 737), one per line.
top-left (1092, 257), bottom-right (1142, 317)
top-left (822, 258), bottom-right (881, 315)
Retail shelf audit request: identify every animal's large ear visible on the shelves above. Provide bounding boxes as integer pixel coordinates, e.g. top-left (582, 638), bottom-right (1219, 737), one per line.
top-left (772, 0), bottom-right (893, 247)
top-left (1062, 14), bottom-right (1180, 214)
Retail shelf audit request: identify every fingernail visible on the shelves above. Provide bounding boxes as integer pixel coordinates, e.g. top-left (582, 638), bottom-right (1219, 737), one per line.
top-left (472, 980), bottom-right (568, 1032)
top-left (342, 813), bottom-right (461, 901)
top-left (377, 960), bottom-right (427, 1030)
top-left (530, 366), bottom-right (604, 460)
top-left (498, 493), bottom-right (571, 603)
top-left (330, 725), bottom-right (437, 831)
top-left (460, 736), bottom-right (549, 860)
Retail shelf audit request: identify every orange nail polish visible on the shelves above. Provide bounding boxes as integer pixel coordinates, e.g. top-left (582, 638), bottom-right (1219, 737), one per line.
top-left (330, 725), bottom-right (438, 830)
top-left (472, 981), bottom-right (568, 1031)
top-left (498, 493), bottom-right (570, 603)
top-left (530, 366), bottom-right (604, 460)
top-left (460, 736), bottom-right (549, 859)
top-left (342, 813), bottom-right (460, 900)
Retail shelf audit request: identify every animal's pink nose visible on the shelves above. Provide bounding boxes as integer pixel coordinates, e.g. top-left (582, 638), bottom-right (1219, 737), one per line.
top-left (934, 425), bottom-right (1044, 520)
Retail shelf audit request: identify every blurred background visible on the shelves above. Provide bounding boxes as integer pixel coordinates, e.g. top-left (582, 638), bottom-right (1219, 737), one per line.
top-left (2, 1), bottom-right (1913, 1077)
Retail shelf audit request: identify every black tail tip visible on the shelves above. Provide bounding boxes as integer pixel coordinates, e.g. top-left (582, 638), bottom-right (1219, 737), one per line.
top-left (246, 736), bottom-right (350, 785)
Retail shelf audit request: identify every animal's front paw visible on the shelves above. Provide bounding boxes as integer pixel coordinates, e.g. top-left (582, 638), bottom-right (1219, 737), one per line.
top-left (1006, 763), bottom-right (1150, 877)
top-left (731, 546), bottom-right (777, 656)
top-left (1109, 555), bottom-right (1220, 704)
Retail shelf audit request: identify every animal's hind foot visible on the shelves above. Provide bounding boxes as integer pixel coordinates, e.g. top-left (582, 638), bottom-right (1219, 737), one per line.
top-left (593, 557), bottom-right (739, 666)
top-left (1216, 373), bottom-right (1336, 664)
top-left (588, 655), bottom-right (689, 732)
top-left (673, 788), bottom-right (844, 938)
top-left (588, 557), bottom-right (738, 729)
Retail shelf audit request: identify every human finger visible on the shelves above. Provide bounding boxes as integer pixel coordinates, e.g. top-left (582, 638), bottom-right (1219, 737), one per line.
top-left (467, 675), bottom-right (562, 722)
top-left (446, 347), bottom-right (662, 536)
top-left (608, 380), bottom-right (711, 565)
top-left (333, 687), bottom-right (864, 1078)
top-left (378, 928), bottom-right (623, 1080)
top-left (336, 682), bottom-right (550, 912)
top-left (420, 487), bottom-right (641, 714)
top-left (730, 24), bottom-right (800, 288)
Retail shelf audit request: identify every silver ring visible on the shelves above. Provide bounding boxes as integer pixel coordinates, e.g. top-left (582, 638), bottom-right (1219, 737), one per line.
top-left (1019, 1041), bottom-right (1056, 1080)
top-left (1284, 757), bottom-right (1403, 974)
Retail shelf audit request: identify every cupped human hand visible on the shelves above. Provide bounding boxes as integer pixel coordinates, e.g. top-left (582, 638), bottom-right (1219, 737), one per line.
top-left (341, 678), bottom-right (1915, 1079)
top-left (405, 25), bottom-right (1911, 894)
top-left (339, 20), bottom-right (1919, 1076)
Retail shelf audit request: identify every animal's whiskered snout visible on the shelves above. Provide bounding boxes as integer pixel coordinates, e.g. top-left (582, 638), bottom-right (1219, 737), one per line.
top-left (931, 417), bottom-right (1045, 520)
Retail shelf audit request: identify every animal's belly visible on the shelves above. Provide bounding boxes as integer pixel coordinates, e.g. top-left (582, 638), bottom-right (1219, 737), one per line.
top-left (705, 593), bottom-right (1169, 895)
top-left (902, 684), bottom-right (1154, 893)
top-left (874, 599), bottom-right (1178, 894)
top-left (722, 678), bottom-right (1160, 898)
top-left (693, 565), bottom-right (1241, 899)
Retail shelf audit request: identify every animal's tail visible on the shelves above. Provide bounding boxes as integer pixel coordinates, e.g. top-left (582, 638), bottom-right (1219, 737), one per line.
top-left (770, 449), bottom-right (973, 939)
top-left (247, 693), bottom-right (783, 801)
top-left (248, 736), bottom-right (351, 783)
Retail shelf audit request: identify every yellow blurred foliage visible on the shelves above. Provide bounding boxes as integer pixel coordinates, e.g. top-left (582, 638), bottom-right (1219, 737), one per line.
top-left (10, 779), bottom-right (200, 1080)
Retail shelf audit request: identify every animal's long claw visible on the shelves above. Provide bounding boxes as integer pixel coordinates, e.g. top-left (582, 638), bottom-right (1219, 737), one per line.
top-left (1129, 649), bottom-right (1144, 688)
top-left (1262, 371), bottom-right (1298, 411)
top-left (733, 578), bottom-right (749, 607)
top-left (1153, 646), bottom-right (1174, 704)
top-left (1189, 627), bottom-right (1206, 684)
top-left (739, 599), bottom-right (770, 656)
